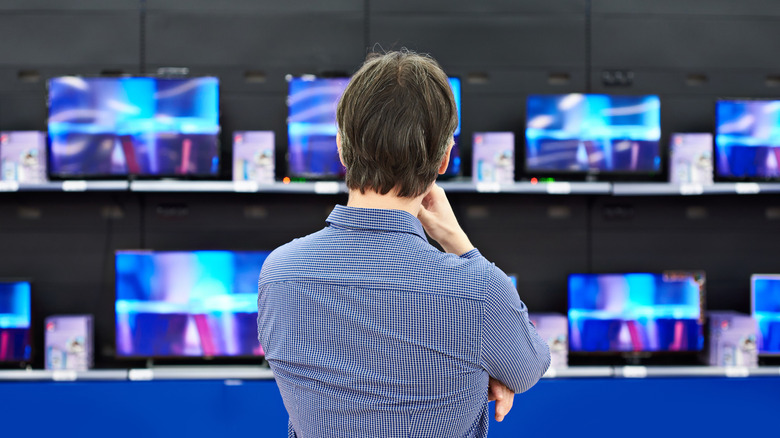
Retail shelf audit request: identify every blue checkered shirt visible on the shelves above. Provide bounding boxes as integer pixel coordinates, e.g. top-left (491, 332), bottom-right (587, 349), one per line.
top-left (258, 205), bottom-right (550, 437)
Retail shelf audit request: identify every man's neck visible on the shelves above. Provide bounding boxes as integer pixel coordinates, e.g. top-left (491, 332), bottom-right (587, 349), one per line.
top-left (346, 188), bottom-right (426, 216)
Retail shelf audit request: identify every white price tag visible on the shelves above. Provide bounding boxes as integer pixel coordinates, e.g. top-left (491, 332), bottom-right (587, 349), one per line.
top-left (622, 366), bottom-right (647, 378)
top-left (725, 367), bottom-right (749, 378)
top-left (52, 370), bottom-right (78, 381)
top-left (0, 181), bottom-right (19, 192)
top-left (679, 183), bottom-right (704, 196)
top-left (128, 369), bottom-right (154, 381)
top-left (542, 368), bottom-right (557, 379)
top-left (314, 182), bottom-right (340, 194)
top-left (233, 181), bottom-right (259, 193)
top-left (62, 180), bottom-right (88, 192)
top-left (735, 183), bottom-right (760, 195)
top-left (475, 182), bottom-right (501, 193)
top-left (545, 182), bottom-right (572, 195)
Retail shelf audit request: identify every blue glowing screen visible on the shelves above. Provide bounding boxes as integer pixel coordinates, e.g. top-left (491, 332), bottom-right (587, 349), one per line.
top-left (48, 77), bottom-right (220, 178)
top-left (287, 76), bottom-right (461, 178)
top-left (752, 275), bottom-right (780, 354)
top-left (715, 100), bottom-right (780, 179)
top-left (568, 273), bottom-right (704, 352)
top-left (115, 250), bottom-right (269, 358)
top-left (526, 94), bottom-right (661, 173)
top-left (0, 281), bottom-right (32, 362)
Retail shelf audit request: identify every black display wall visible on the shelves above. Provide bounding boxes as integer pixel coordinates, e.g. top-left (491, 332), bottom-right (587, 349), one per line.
top-left (1, 0), bottom-right (779, 367)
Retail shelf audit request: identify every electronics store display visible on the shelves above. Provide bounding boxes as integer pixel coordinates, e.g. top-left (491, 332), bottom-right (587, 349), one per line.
top-left (568, 272), bottom-right (705, 358)
top-left (752, 274), bottom-right (780, 355)
top-left (232, 131), bottom-right (275, 184)
top-left (0, 131), bottom-right (47, 183)
top-left (47, 76), bottom-right (220, 179)
top-left (0, 280), bottom-right (32, 366)
top-left (286, 75), bottom-right (462, 180)
top-left (716, 99), bottom-right (780, 181)
top-left (472, 132), bottom-right (514, 184)
top-left (669, 133), bottom-right (714, 185)
top-left (525, 94), bottom-right (662, 179)
top-left (115, 250), bottom-right (270, 359)
top-left (45, 315), bottom-right (93, 371)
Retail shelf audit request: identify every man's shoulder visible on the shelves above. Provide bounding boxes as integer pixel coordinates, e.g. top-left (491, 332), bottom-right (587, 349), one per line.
top-left (259, 228), bottom-right (330, 282)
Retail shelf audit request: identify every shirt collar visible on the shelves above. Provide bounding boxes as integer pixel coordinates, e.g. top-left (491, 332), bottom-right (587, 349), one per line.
top-left (326, 205), bottom-right (427, 241)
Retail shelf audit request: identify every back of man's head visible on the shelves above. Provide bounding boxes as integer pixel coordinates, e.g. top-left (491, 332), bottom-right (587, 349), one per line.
top-left (337, 50), bottom-right (458, 198)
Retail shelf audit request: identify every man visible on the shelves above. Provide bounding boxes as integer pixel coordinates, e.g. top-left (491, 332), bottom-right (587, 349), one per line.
top-left (258, 50), bottom-right (550, 437)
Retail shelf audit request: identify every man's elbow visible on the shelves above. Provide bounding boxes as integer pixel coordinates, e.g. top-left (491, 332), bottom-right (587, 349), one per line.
top-left (512, 345), bottom-right (551, 394)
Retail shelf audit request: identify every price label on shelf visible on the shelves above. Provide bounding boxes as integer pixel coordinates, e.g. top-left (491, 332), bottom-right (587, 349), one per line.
top-left (128, 369), bottom-right (154, 381)
top-left (62, 180), bottom-right (88, 192)
top-left (314, 182), bottom-right (340, 194)
top-left (542, 368), bottom-right (557, 379)
top-left (545, 182), bottom-right (572, 195)
top-left (233, 181), bottom-right (259, 193)
top-left (622, 366), bottom-right (647, 378)
top-left (0, 181), bottom-right (19, 192)
top-left (735, 183), bottom-right (760, 195)
top-left (475, 182), bottom-right (501, 193)
top-left (52, 370), bottom-right (78, 381)
top-left (724, 367), bottom-right (749, 378)
top-left (679, 183), bottom-right (704, 196)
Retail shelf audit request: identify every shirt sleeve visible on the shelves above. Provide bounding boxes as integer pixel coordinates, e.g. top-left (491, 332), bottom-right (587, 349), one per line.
top-left (480, 266), bottom-right (551, 394)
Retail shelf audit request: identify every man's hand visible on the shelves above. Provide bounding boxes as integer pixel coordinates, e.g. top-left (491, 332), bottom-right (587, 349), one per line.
top-left (488, 377), bottom-right (515, 422)
top-left (417, 184), bottom-right (475, 255)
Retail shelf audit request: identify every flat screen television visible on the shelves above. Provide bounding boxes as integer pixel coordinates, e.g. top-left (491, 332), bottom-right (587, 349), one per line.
top-left (0, 131), bottom-right (47, 183)
top-left (568, 272), bottom-right (705, 364)
top-left (48, 76), bottom-right (220, 179)
top-left (0, 280), bottom-right (32, 366)
top-left (525, 94), bottom-right (661, 180)
top-left (715, 99), bottom-right (780, 180)
top-left (115, 250), bottom-right (270, 359)
top-left (751, 274), bottom-right (780, 355)
top-left (286, 75), bottom-right (461, 179)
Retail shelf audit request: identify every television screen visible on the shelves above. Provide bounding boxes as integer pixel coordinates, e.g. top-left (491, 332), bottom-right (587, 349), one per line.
top-left (669, 133), bottom-right (713, 185)
top-left (526, 94), bottom-right (661, 175)
top-left (48, 76), bottom-right (220, 178)
top-left (115, 250), bottom-right (270, 358)
top-left (0, 281), bottom-right (32, 363)
top-left (0, 132), bottom-right (47, 183)
top-left (568, 272), bottom-right (704, 353)
top-left (286, 76), bottom-right (461, 179)
top-left (472, 132), bottom-right (514, 183)
top-left (715, 99), bottom-right (780, 180)
top-left (232, 131), bottom-right (275, 184)
top-left (752, 274), bottom-right (780, 354)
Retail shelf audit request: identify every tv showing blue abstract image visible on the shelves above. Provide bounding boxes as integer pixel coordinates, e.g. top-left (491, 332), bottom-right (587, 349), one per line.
top-left (752, 274), bottom-right (780, 354)
top-left (287, 76), bottom-right (461, 179)
top-left (0, 281), bottom-right (32, 363)
top-left (48, 77), bottom-right (220, 178)
top-left (115, 250), bottom-right (269, 358)
top-left (715, 100), bottom-right (780, 180)
top-left (568, 272), bottom-right (704, 353)
top-left (526, 94), bottom-right (661, 174)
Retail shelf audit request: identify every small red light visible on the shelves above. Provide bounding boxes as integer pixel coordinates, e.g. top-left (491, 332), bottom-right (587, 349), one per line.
top-left (282, 177), bottom-right (291, 184)
top-left (530, 177), bottom-right (538, 185)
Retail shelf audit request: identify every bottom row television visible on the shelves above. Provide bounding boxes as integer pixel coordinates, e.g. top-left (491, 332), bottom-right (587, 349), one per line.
top-left (1, 253), bottom-right (780, 368)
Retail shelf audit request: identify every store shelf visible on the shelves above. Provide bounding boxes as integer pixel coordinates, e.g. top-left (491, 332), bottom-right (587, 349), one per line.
top-left (612, 182), bottom-right (780, 196)
top-left (0, 369), bottom-right (128, 381)
top-left (0, 181), bottom-right (130, 192)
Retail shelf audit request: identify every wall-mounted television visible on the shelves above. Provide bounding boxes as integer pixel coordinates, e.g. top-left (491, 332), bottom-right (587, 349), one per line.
top-left (286, 75), bottom-right (461, 180)
top-left (751, 274), bottom-right (780, 355)
top-left (568, 272), bottom-right (705, 363)
top-left (115, 250), bottom-right (269, 359)
top-left (0, 280), bottom-right (32, 366)
top-left (525, 94), bottom-right (661, 180)
top-left (715, 99), bottom-right (780, 181)
top-left (48, 76), bottom-right (220, 179)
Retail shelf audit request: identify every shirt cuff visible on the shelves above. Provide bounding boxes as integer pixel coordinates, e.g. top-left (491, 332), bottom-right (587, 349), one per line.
top-left (459, 248), bottom-right (482, 259)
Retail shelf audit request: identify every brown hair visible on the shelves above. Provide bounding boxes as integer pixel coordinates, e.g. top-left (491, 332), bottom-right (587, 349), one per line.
top-left (336, 50), bottom-right (458, 198)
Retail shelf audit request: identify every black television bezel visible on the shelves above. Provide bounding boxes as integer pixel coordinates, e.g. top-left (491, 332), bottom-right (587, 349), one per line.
top-left (713, 97), bottom-right (780, 183)
top-left (566, 271), bottom-right (707, 366)
top-left (522, 93), bottom-right (665, 183)
top-left (113, 249), bottom-right (270, 363)
top-left (0, 278), bottom-right (34, 369)
top-left (751, 273), bottom-right (780, 359)
top-left (46, 75), bottom-right (223, 181)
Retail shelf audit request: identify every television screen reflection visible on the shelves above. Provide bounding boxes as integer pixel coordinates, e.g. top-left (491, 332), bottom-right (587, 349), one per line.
top-left (0, 281), bottom-right (32, 362)
top-left (752, 274), bottom-right (780, 354)
top-left (716, 100), bottom-right (780, 180)
top-left (115, 250), bottom-right (269, 358)
top-left (568, 272), bottom-right (704, 352)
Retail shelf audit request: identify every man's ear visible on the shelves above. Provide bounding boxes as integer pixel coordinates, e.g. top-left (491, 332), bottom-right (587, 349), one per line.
top-left (437, 141), bottom-right (454, 174)
top-left (337, 132), bottom-right (346, 167)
